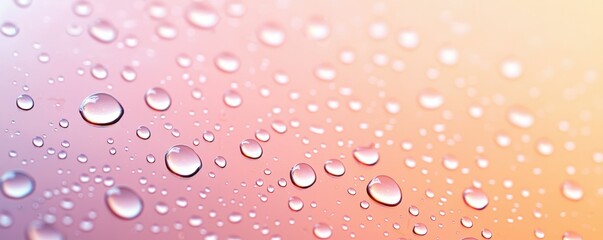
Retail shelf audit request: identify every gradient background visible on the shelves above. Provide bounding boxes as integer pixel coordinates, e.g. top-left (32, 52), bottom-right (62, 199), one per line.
top-left (1, 0), bottom-right (602, 239)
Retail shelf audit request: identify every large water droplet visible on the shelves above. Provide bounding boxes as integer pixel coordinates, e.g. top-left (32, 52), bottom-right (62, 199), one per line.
top-left (27, 221), bottom-right (65, 240)
top-left (288, 196), bottom-right (304, 211)
top-left (165, 145), bottom-right (202, 177)
top-left (507, 106), bottom-right (534, 128)
top-left (79, 93), bottom-right (124, 125)
top-left (223, 89), bottom-right (242, 108)
top-left (561, 180), bottom-right (583, 201)
top-left (239, 139), bottom-right (262, 159)
top-left (1, 170), bottom-right (35, 199)
top-left (1, 22), bottom-right (19, 37)
top-left (214, 52), bottom-right (240, 73)
top-left (313, 223), bottom-right (333, 239)
top-left (145, 87), bottom-right (171, 111)
top-left (323, 159), bottom-right (345, 176)
top-left (462, 187), bottom-right (489, 210)
top-left (88, 19), bottom-right (117, 43)
top-left (418, 88), bottom-right (444, 110)
top-left (185, 3), bottom-right (219, 29)
top-left (258, 22), bottom-right (286, 47)
top-left (16, 94), bottom-right (34, 111)
top-left (413, 223), bottom-right (428, 236)
top-left (353, 145), bottom-right (379, 165)
top-left (366, 175), bottom-right (402, 206)
top-left (290, 163), bottom-right (316, 188)
top-left (105, 186), bottom-right (143, 220)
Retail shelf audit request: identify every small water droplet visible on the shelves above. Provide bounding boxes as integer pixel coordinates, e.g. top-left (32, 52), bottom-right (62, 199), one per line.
top-left (32, 136), bottom-right (44, 147)
top-left (214, 52), bottom-right (240, 73)
top-left (1, 22), bottom-right (19, 37)
top-left (258, 22), bottom-right (286, 47)
top-left (366, 175), bottom-right (402, 206)
top-left (353, 145), bottom-right (379, 165)
top-left (165, 145), bottom-right (202, 177)
top-left (460, 216), bottom-right (473, 228)
top-left (500, 59), bottom-right (523, 79)
top-left (145, 87), bottom-right (171, 111)
top-left (323, 159), bottom-right (345, 176)
top-left (507, 106), bottom-right (534, 128)
top-left (562, 231), bottom-right (583, 240)
top-left (240, 139), bottom-right (263, 159)
top-left (105, 186), bottom-right (143, 220)
top-left (418, 88), bottom-right (444, 110)
top-left (561, 180), bottom-right (583, 201)
top-left (313, 223), bottom-right (333, 239)
top-left (481, 229), bottom-right (493, 239)
top-left (223, 90), bottom-right (242, 108)
top-left (305, 17), bottom-right (330, 40)
top-left (0, 210), bottom-right (12, 228)
top-left (255, 129), bottom-right (270, 142)
top-left (397, 30), bottom-right (420, 49)
top-left (185, 3), bottom-right (219, 29)
top-left (16, 94), bottom-right (34, 111)
top-left (412, 223), bottom-right (428, 236)
top-left (438, 47), bottom-right (459, 66)
top-left (88, 19), bottom-right (118, 43)
top-left (288, 196), bottom-right (304, 211)
top-left (462, 187), bottom-right (489, 210)
top-left (214, 156), bottom-right (226, 168)
top-left (79, 93), bottom-right (124, 125)
top-left (1, 171), bottom-right (35, 199)
top-left (136, 126), bottom-right (151, 140)
top-left (73, 1), bottom-right (93, 17)
top-left (290, 163), bottom-right (316, 188)
top-left (91, 64), bottom-right (108, 80)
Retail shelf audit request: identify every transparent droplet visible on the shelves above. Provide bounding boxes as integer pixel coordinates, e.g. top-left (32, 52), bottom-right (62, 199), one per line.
top-left (314, 64), bottom-right (336, 81)
top-left (88, 19), bottom-right (118, 43)
top-left (90, 64), bottom-right (108, 80)
top-left (460, 216), bottom-right (473, 228)
top-left (353, 145), bottom-right (379, 165)
top-left (1, 22), bottom-right (19, 37)
top-left (1, 171), bottom-right (35, 199)
top-left (136, 126), bottom-right (151, 140)
top-left (561, 180), bottom-right (583, 201)
top-left (0, 210), bottom-right (12, 228)
top-left (438, 47), bottom-right (459, 66)
top-left (366, 175), bottom-right (402, 206)
top-left (313, 223), bottom-right (333, 239)
top-left (228, 212), bottom-right (242, 223)
top-left (214, 52), bottom-right (240, 73)
top-left (145, 87), bottom-right (171, 111)
top-left (305, 17), bottom-right (330, 40)
top-left (27, 221), bottom-right (65, 240)
top-left (255, 129), bottom-right (270, 142)
top-left (225, 0), bottom-right (246, 17)
top-left (500, 59), bottom-right (523, 79)
top-left (271, 121), bottom-right (288, 134)
top-left (413, 223), bottom-right (428, 236)
top-left (79, 93), bottom-right (124, 125)
top-left (323, 159), bottom-right (345, 176)
top-left (409, 205), bottom-right (420, 216)
top-left (442, 155), bottom-right (459, 170)
top-left (185, 3), bottom-right (219, 29)
top-left (59, 119), bottom-right (69, 128)
top-left (105, 186), bottom-right (143, 220)
top-left (239, 139), bottom-right (263, 159)
top-left (507, 106), bottom-right (534, 128)
top-left (258, 22), bottom-right (285, 47)
top-left (32, 136), bottom-right (44, 147)
top-left (202, 131), bottom-right (215, 142)
top-left (462, 187), bottom-right (489, 210)
top-left (14, 0), bottom-right (32, 8)
top-left (536, 139), bottom-right (554, 156)
top-left (223, 90), bottom-right (242, 108)
top-left (418, 88), bottom-right (444, 110)
top-left (562, 231), bottom-right (583, 240)
top-left (397, 30), bottom-right (420, 49)
top-left (16, 94), bottom-right (34, 111)
top-left (290, 163), bottom-right (316, 188)
top-left (73, 1), bottom-right (92, 17)
top-left (481, 229), bottom-right (493, 239)
top-left (288, 196), bottom-right (304, 211)
top-left (165, 145), bottom-right (202, 177)
top-left (214, 156), bottom-right (227, 168)
top-left (155, 22), bottom-right (178, 40)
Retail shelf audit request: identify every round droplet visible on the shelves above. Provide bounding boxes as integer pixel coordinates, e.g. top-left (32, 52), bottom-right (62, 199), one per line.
top-left (0, 210), bottom-right (12, 228)
top-left (366, 175), bottom-right (402, 206)
top-left (324, 159), bottom-right (345, 176)
top-left (460, 216), bottom-right (473, 228)
top-left (536, 139), bottom-right (554, 156)
top-left (1, 22), bottom-right (19, 37)
top-left (145, 87), bottom-right (171, 111)
top-left (561, 180), bottom-right (583, 201)
top-left (185, 3), bottom-right (219, 29)
top-left (165, 145), bottom-right (202, 177)
top-left (88, 19), bottom-right (117, 43)
top-left (16, 94), bottom-right (34, 111)
top-left (397, 30), bottom-right (420, 49)
top-left (223, 90), bottom-right (242, 108)
top-left (290, 163), bottom-right (316, 188)
top-left (418, 88), bottom-right (444, 110)
top-left (32, 136), bottom-right (44, 147)
top-left (91, 64), bottom-right (108, 80)
top-left (228, 212), bottom-right (242, 223)
top-left (500, 59), bottom-right (523, 79)
top-left (73, 1), bottom-right (93, 17)
top-left (258, 22), bottom-right (285, 47)
top-left (104, 186), bottom-right (143, 220)
top-left (413, 223), bottom-right (428, 236)
top-left (136, 126), bottom-right (151, 140)
top-left (442, 155), bottom-right (459, 170)
top-left (507, 106), bottom-right (534, 128)
top-left (313, 223), bottom-right (333, 239)
top-left (1, 171), bottom-right (35, 199)
top-left (202, 131), bottom-right (215, 142)
top-left (121, 66), bottom-right (137, 82)
top-left (288, 196), bottom-right (304, 211)
top-left (239, 139), bottom-right (263, 159)
top-left (353, 145), bottom-right (379, 165)
top-left (409, 205), bottom-right (420, 216)
top-left (438, 47), bottom-right (459, 66)
top-left (481, 229), bottom-right (493, 239)
top-left (214, 52), bottom-right (240, 73)
top-left (79, 93), bottom-right (124, 125)
top-left (155, 22), bottom-right (178, 40)
top-left (214, 156), bottom-right (227, 168)
top-left (27, 221), bottom-right (65, 240)
top-left (255, 129), bottom-right (270, 142)
top-left (305, 17), bottom-right (330, 40)
top-left (463, 187), bottom-right (489, 210)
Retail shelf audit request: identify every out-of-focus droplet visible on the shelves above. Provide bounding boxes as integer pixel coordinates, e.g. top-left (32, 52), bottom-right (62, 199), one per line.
top-left (59, 119), bottom-right (69, 128)
top-left (507, 106), bottom-right (534, 128)
top-left (223, 90), bottom-right (242, 108)
top-left (155, 22), bottom-right (178, 40)
top-left (258, 22), bottom-right (285, 47)
top-left (366, 175), bottom-right (402, 206)
top-left (165, 145), bottom-right (202, 177)
top-left (214, 52), bottom-right (240, 73)
top-left (73, 1), bottom-right (93, 17)
top-left (418, 88), bottom-right (444, 110)
top-left (271, 120), bottom-right (288, 134)
top-left (214, 156), bottom-right (226, 168)
top-left (438, 47), bottom-right (459, 66)
top-left (225, 0), bottom-right (246, 17)
top-left (536, 139), bottom-right (554, 156)
top-left (121, 66), bottom-right (137, 82)
top-left (385, 101), bottom-right (400, 114)
top-left (27, 221), bottom-right (65, 240)
top-left (368, 21), bottom-right (388, 40)
top-left (463, 187), bottom-right (489, 210)
top-left (313, 223), bottom-right (333, 239)
top-left (91, 64), bottom-right (108, 80)
top-left (324, 159), bottom-right (345, 176)
top-left (32, 136), bottom-right (44, 147)
top-left (353, 145), bottom-right (379, 165)
top-left (147, 2), bottom-right (167, 19)
top-left (79, 93), bottom-right (124, 125)
top-left (314, 64), bottom-right (336, 81)
top-left (16, 94), bottom-right (34, 111)
top-left (397, 30), bottom-right (420, 49)
top-left (0, 210), bottom-right (12, 228)
top-left (185, 3), bottom-right (219, 29)
top-left (305, 17), bottom-right (330, 40)
top-left (409, 205), bottom-right (420, 216)
top-left (561, 180), bottom-right (583, 201)
top-left (145, 87), bottom-right (171, 111)
top-left (413, 223), bottom-right (428, 236)
top-left (240, 139), bottom-right (263, 159)
top-left (104, 186), bottom-right (143, 220)
top-left (1, 171), bottom-right (35, 199)
top-left (1, 22), bottom-right (19, 37)
top-left (14, 0), bottom-right (32, 8)
top-left (88, 19), bottom-right (118, 43)
top-left (442, 155), bottom-right (459, 170)
top-left (290, 163), bottom-right (316, 188)
top-left (500, 59), bottom-right (523, 79)
top-left (562, 231), bottom-right (583, 240)
top-left (255, 129), bottom-right (270, 142)
top-left (136, 126), bottom-right (151, 140)
top-left (288, 196), bottom-right (304, 211)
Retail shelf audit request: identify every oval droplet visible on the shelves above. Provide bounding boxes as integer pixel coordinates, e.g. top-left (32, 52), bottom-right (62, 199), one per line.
top-left (223, 89), bottom-right (242, 108)
top-left (26, 221), bottom-right (65, 240)
top-left (507, 106), bottom-right (534, 128)
top-left (305, 17), bottom-right (330, 41)
top-left (104, 186), bottom-right (143, 220)
top-left (214, 52), bottom-right (240, 73)
top-left (561, 180), bottom-right (583, 201)
top-left (290, 163), bottom-right (316, 188)
top-left (288, 196), bottom-right (304, 211)
top-left (418, 88), bottom-right (444, 110)
top-left (258, 22), bottom-right (286, 47)
top-left (144, 87), bottom-right (171, 111)
top-left (313, 223), bottom-right (333, 239)
top-left (79, 93), bottom-right (124, 125)
top-left (462, 187), bottom-right (489, 210)
top-left (366, 175), bottom-right (402, 206)
top-left (353, 145), bottom-right (379, 165)
top-left (214, 156), bottom-right (227, 168)
top-left (1, 170), bottom-right (35, 199)
top-left (239, 139), bottom-right (262, 159)
top-left (185, 3), bottom-right (219, 29)
top-left (413, 223), bottom-right (428, 236)
top-left (324, 159), bottom-right (345, 176)
top-left (500, 59), bottom-right (523, 79)
top-left (88, 19), bottom-right (117, 43)
top-left (1, 22), bottom-right (19, 37)
top-left (165, 145), bottom-right (202, 177)
top-left (16, 94), bottom-right (34, 111)
top-left (136, 126), bottom-right (151, 140)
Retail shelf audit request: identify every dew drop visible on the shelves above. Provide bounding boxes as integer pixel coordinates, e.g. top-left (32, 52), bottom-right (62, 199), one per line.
top-left (73, 1), bottom-right (93, 17)
top-left (214, 156), bottom-right (227, 168)
top-left (500, 59), bottom-right (523, 79)
top-left (481, 229), bottom-right (493, 239)
top-left (258, 22), bottom-right (286, 47)
top-left (1, 22), bottom-right (19, 37)
top-left (290, 163), bottom-right (316, 188)
top-left (460, 216), bottom-right (473, 228)
top-left (239, 139), bottom-right (263, 159)
top-left (185, 3), bottom-right (219, 29)
top-left (305, 17), bottom-right (330, 40)
top-left (136, 126), bottom-right (151, 140)
top-left (255, 129), bottom-right (270, 142)
top-left (366, 175), bottom-right (402, 206)
top-left (561, 180), bottom-right (583, 201)
top-left (91, 64), bottom-right (108, 80)
top-left (397, 30), bottom-right (420, 49)
top-left (313, 223), bottom-right (333, 239)
top-left (288, 196), bottom-right (304, 211)
top-left (14, 0), bottom-right (32, 8)
top-left (438, 47), bottom-right (459, 66)
top-left (88, 19), bottom-right (118, 43)
top-left (442, 155), bottom-right (459, 170)
top-left (562, 231), bottom-right (583, 240)
top-left (462, 187), bottom-right (489, 210)
top-left (223, 90), bottom-right (242, 108)
top-left (412, 223), bottom-right (428, 236)
top-left (145, 87), bottom-right (171, 111)
top-left (1, 170), bottom-right (35, 199)
top-left (32, 136), bottom-right (44, 147)
top-left (214, 52), bottom-right (240, 73)
top-left (105, 186), bottom-right (143, 220)
top-left (353, 145), bottom-right (379, 165)
top-left (165, 145), bottom-right (202, 177)
top-left (324, 159), bottom-right (345, 176)
top-left (418, 88), bottom-right (444, 110)
top-left (16, 94), bottom-right (34, 111)
top-left (507, 106), bottom-right (534, 128)
top-left (27, 221), bottom-right (65, 240)
top-left (79, 93), bottom-right (124, 125)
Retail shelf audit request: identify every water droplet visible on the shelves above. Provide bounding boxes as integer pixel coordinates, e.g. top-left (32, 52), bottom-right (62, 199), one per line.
top-left (32, 136), bottom-right (44, 147)
top-left (214, 52), bottom-right (240, 73)
top-left (91, 64), bottom-right (108, 80)
top-left (105, 186), bottom-right (143, 220)
top-left (438, 47), bottom-right (459, 66)
top-left (255, 129), bottom-right (270, 142)
top-left (353, 145), bottom-right (379, 165)
top-left (258, 22), bottom-right (285, 47)
top-left (324, 159), bottom-right (345, 176)
top-left (0, 210), bottom-right (12, 228)
top-left (214, 156), bottom-right (226, 168)
top-left (418, 88), bottom-right (444, 110)
top-left (500, 59), bottom-right (523, 79)
top-left (88, 19), bottom-right (117, 43)
top-left (536, 139), bottom-right (554, 156)
top-left (397, 30), bottom-right (420, 49)
top-left (202, 130), bottom-right (215, 142)
top-left (59, 118), bottom-right (69, 128)
top-left (442, 155), bottom-right (459, 170)
top-left (412, 223), bottom-right (428, 236)
top-left (305, 17), bottom-right (330, 40)
top-left (239, 139), bottom-right (263, 159)
top-left (1, 22), bottom-right (19, 37)
top-left (79, 93), bottom-right (124, 125)
top-left (313, 223), bottom-right (333, 239)
top-left (314, 64), bottom-right (336, 81)
top-left (16, 94), bottom-right (34, 111)
top-left (14, 0), bottom-right (32, 8)
top-left (27, 221), bottom-right (65, 240)
top-left (409, 205), bottom-right (420, 216)
top-left (1, 170), bottom-right (35, 199)
top-left (228, 212), bottom-right (242, 223)
top-left (165, 145), bottom-right (202, 177)
top-left (462, 187), bottom-right (489, 210)
top-left (73, 1), bottom-right (93, 17)
top-left (366, 175), bottom-right (402, 206)
top-left (481, 229), bottom-right (493, 239)
top-left (155, 22), bottom-right (178, 40)
top-left (223, 90), bottom-right (242, 108)
top-left (185, 3), bottom-right (219, 29)
top-left (507, 106), bottom-right (534, 128)
top-left (561, 180), bottom-right (583, 201)
top-left (288, 196), bottom-right (304, 211)
top-left (136, 126), bottom-right (151, 140)
top-left (562, 231), bottom-right (583, 240)
top-left (145, 87), bottom-right (171, 111)
top-left (290, 163), bottom-right (316, 188)
top-left (460, 216), bottom-right (473, 228)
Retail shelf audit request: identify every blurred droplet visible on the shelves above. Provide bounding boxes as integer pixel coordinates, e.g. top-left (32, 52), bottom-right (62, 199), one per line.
top-left (500, 59), bottom-right (523, 79)
top-left (1, 171), bottom-right (35, 199)
top-left (418, 88), bottom-right (444, 110)
top-left (223, 90), bottom-right (243, 108)
top-left (258, 22), bottom-right (286, 47)
top-left (27, 221), bottom-right (65, 240)
top-left (105, 186), bottom-right (143, 220)
top-left (561, 180), bottom-right (583, 201)
top-left (185, 3), bottom-right (219, 29)
top-left (305, 17), bottom-right (330, 40)
top-left (214, 52), bottom-right (240, 73)
top-left (1, 22), bottom-right (19, 37)
top-left (88, 19), bottom-right (118, 43)
top-left (313, 223), bottom-right (333, 239)
top-left (507, 106), bottom-right (534, 128)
